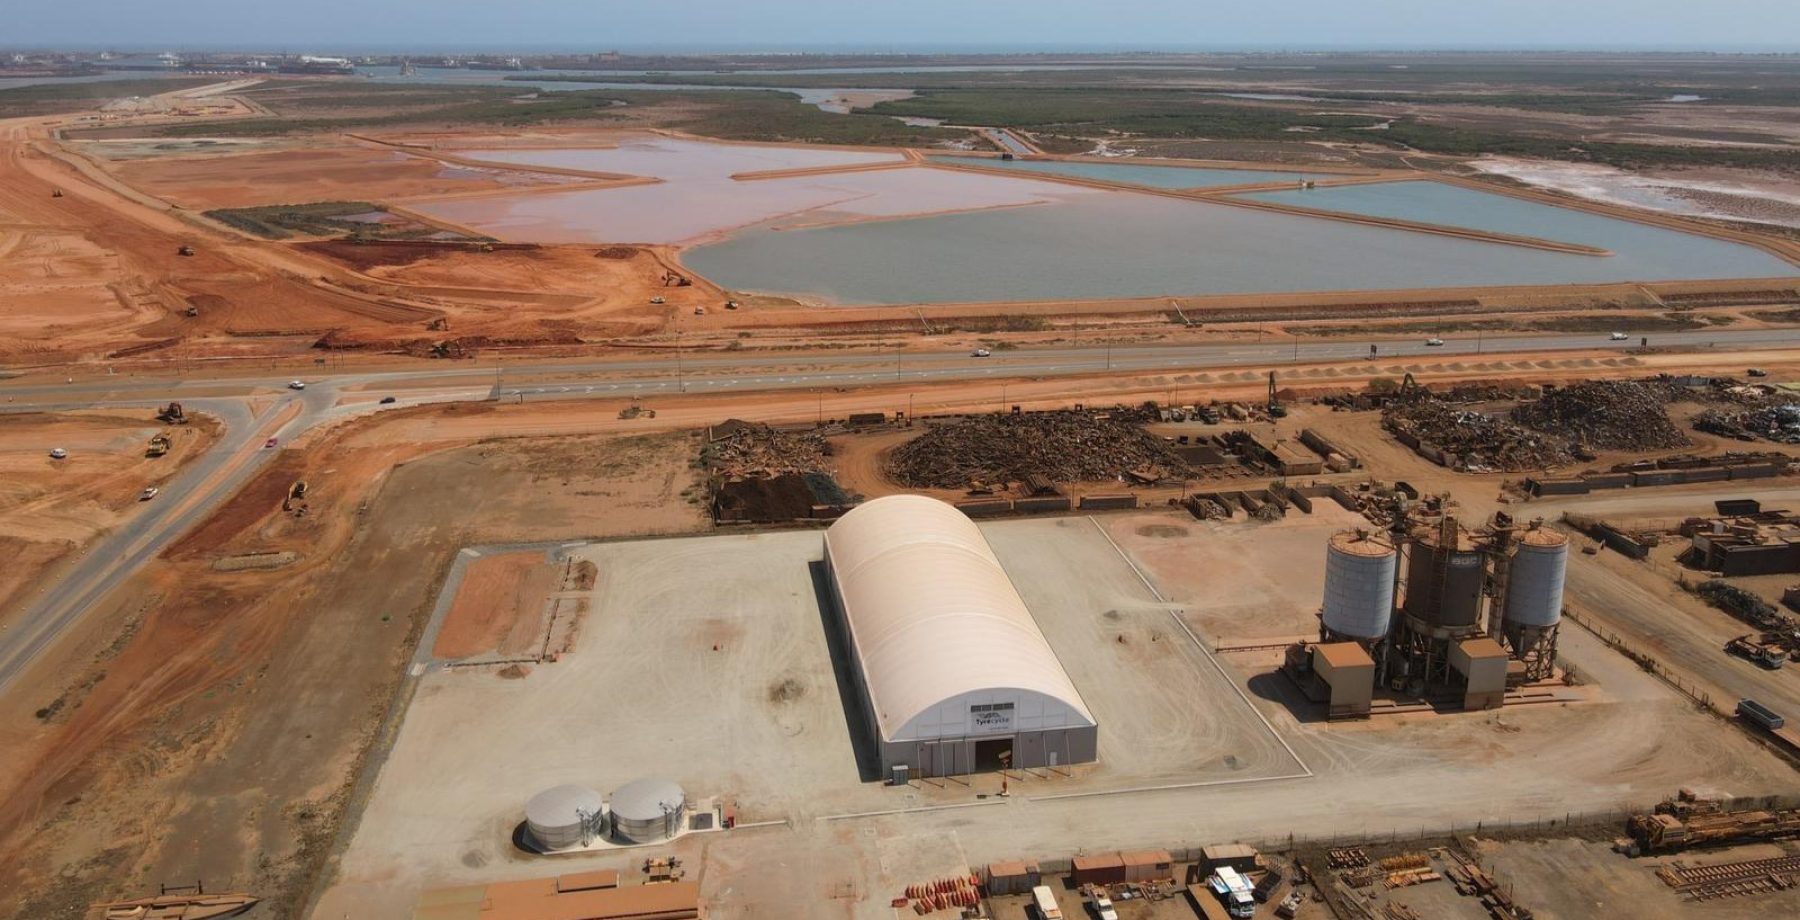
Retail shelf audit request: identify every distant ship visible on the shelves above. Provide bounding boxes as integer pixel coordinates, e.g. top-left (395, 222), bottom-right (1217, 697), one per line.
top-left (398, 59), bottom-right (417, 76)
top-left (278, 55), bottom-right (355, 75)
top-left (466, 57), bottom-right (525, 71)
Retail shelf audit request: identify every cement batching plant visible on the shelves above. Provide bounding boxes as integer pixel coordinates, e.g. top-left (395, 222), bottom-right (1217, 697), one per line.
top-left (1292, 511), bottom-right (1569, 718)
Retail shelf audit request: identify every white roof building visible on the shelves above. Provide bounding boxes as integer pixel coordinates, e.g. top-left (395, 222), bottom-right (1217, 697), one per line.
top-left (822, 495), bottom-right (1097, 776)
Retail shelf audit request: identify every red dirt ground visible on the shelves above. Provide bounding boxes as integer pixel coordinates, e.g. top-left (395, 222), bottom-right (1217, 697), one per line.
top-left (432, 550), bottom-right (559, 660)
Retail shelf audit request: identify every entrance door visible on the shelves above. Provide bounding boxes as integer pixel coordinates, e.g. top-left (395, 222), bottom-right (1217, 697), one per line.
top-left (974, 736), bottom-right (1015, 771)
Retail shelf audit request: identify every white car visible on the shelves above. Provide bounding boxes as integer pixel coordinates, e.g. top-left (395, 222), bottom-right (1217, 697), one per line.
top-left (971, 348), bottom-right (992, 357)
top-left (1609, 332), bottom-right (1628, 341)
top-left (287, 380), bottom-right (306, 390)
top-left (649, 295), bottom-right (665, 304)
top-left (140, 487), bottom-right (159, 501)
top-left (1093, 894), bottom-right (1119, 920)
top-left (49, 447), bottom-right (68, 460)
top-left (1424, 338), bottom-right (1444, 347)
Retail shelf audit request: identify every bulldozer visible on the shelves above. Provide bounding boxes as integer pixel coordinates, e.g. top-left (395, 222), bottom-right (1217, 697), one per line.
top-left (146, 434), bottom-right (172, 458)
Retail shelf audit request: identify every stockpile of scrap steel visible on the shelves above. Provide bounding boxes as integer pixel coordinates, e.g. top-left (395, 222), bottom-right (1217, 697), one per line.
top-left (1383, 398), bottom-right (1574, 472)
top-left (1695, 404), bottom-right (1800, 444)
top-left (889, 410), bottom-right (1190, 489)
top-left (703, 423), bottom-right (832, 479)
top-left (1510, 380), bottom-right (1690, 451)
top-left (1697, 580), bottom-right (1799, 638)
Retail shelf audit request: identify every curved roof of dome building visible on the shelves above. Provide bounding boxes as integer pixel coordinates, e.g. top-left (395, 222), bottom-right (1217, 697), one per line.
top-left (823, 494), bottom-right (1094, 741)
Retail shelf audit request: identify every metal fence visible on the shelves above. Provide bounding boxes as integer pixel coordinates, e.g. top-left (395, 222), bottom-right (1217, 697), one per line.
top-left (1563, 607), bottom-right (1715, 711)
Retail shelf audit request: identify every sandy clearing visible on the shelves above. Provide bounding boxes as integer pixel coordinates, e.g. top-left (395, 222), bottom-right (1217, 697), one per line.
top-left (432, 550), bottom-right (559, 660)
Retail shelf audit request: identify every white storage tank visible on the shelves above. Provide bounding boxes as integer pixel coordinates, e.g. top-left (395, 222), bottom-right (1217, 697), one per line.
top-left (1322, 531), bottom-right (1397, 641)
top-left (524, 784), bottom-right (605, 851)
top-left (609, 777), bottom-right (686, 843)
top-left (1504, 528), bottom-right (1568, 628)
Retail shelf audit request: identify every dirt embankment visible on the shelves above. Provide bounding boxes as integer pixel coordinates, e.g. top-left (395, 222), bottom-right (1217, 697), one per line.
top-left (0, 412), bottom-right (703, 920)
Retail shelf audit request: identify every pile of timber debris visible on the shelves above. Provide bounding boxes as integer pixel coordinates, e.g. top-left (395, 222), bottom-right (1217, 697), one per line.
top-left (1383, 398), bottom-right (1574, 472)
top-left (703, 423), bottom-right (831, 479)
top-left (889, 411), bottom-right (1190, 489)
top-left (1510, 380), bottom-right (1690, 451)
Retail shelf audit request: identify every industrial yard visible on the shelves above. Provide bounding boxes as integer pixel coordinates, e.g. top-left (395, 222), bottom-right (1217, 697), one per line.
top-left (317, 480), bottom-right (1797, 917)
top-left (6, 37), bottom-right (1800, 920)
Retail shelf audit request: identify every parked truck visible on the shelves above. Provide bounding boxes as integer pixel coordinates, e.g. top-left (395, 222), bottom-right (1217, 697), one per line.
top-left (1207, 867), bottom-right (1256, 919)
top-left (1030, 884), bottom-right (1062, 920)
top-left (1727, 635), bottom-right (1787, 669)
top-left (146, 435), bottom-right (171, 458)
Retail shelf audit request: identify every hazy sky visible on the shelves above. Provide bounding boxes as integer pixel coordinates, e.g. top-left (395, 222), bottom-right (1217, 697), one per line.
top-left (9, 1), bottom-right (1800, 51)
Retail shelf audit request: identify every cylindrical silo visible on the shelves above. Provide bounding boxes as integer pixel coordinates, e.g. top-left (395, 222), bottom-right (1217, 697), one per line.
top-left (1321, 531), bottom-right (1397, 641)
top-left (524, 784), bottom-right (606, 851)
top-left (1503, 528), bottom-right (1568, 629)
top-left (1404, 537), bottom-right (1487, 630)
top-left (609, 778), bottom-right (686, 843)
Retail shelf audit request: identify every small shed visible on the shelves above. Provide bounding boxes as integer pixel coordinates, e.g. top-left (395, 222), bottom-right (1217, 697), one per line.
top-left (1202, 843), bottom-right (1260, 874)
top-left (1071, 852), bottom-right (1127, 886)
top-left (1121, 849), bottom-right (1174, 883)
top-left (984, 860), bottom-right (1040, 895)
top-left (1312, 642), bottom-right (1375, 720)
top-left (1452, 638), bottom-right (1508, 710)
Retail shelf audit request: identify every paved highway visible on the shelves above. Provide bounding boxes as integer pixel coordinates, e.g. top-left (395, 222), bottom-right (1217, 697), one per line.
top-left (2, 326), bottom-right (1799, 694)
top-left (491, 328), bottom-right (1800, 399)
top-left (6, 327), bottom-right (1800, 406)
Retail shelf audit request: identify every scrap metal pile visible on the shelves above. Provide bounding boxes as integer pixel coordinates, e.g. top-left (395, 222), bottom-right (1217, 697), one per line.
top-left (1509, 380), bottom-right (1690, 451)
top-left (1695, 404), bottom-right (1800, 444)
top-left (1383, 398), bottom-right (1575, 472)
top-left (889, 410), bottom-right (1190, 489)
top-left (1695, 580), bottom-right (1800, 651)
top-left (703, 424), bottom-right (832, 479)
